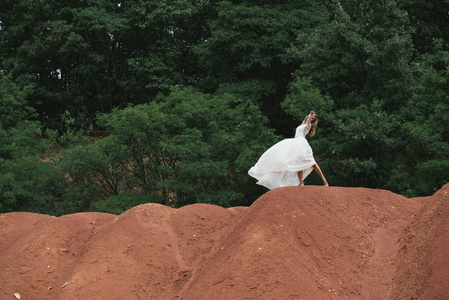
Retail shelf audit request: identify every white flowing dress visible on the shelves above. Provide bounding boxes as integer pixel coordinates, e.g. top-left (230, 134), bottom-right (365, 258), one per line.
top-left (248, 114), bottom-right (316, 190)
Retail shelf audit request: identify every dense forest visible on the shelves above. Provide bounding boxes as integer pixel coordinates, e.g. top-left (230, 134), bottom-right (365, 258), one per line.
top-left (1, 0), bottom-right (448, 215)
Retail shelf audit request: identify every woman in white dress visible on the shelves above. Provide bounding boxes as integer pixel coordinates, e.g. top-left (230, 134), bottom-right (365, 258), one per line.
top-left (248, 111), bottom-right (328, 189)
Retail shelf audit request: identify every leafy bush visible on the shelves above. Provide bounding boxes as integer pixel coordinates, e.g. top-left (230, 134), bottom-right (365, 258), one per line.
top-left (414, 160), bottom-right (449, 196)
top-left (90, 193), bottom-right (156, 215)
top-left (0, 157), bottom-right (62, 214)
top-left (92, 87), bottom-right (277, 208)
top-left (0, 75), bottom-right (62, 214)
top-left (387, 170), bottom-right (414, 197)
top-left (0, 74), bottom-right (45, 160)
top-left (45, 110), bottom-right (94, 150)
top-left (59, 136), bottom-right (129, 212)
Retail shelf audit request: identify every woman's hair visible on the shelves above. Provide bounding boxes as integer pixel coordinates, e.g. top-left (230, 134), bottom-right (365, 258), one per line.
top-left (302, 114), bottom-right (318, 137)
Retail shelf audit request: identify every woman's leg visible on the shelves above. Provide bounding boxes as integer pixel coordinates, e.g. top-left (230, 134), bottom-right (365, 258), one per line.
top-left (312, 164), bottom-right (329, 186)
top-left (297, 171), bottom-right (304, 186)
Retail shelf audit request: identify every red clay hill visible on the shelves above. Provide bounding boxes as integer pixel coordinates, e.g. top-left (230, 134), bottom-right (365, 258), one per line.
top-left (1, 184), bottom-right (448, 299)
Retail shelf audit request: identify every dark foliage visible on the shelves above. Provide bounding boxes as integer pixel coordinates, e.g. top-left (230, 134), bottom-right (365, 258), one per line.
top-left (1, 0), bottom-right (448, 214)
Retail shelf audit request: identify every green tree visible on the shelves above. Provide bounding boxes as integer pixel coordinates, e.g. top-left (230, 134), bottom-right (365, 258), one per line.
top-left (328, 103), bottom-right (400, 188)
top-left (281, 76), bottom-right (335, 128)
top-left (96, 88), bottom-right (276, 208)
top-left (0, 75), bottom-right (42, 160)
top-left (57, 88), bottom-right (276, 212)
top-left (195, 0), bottom-right (329, 133)
top-left (399, 0), bottom-right (449, 53)
top-left (0, 0), bottom-right (219, 127)
top-left (0, 75), bottom-right (61, 214)
top-left (0, 0), bottom-right (128, 126)
top-left (290, 0), bottom-right (415, 112)
top-left (283, 78), bottom-right (400, 188)
top-left (120, 0), bottom-right (215, 99)
top-left (285, 0), bottom-right (423, 191)
top-left (0, 157), bottom-right (61, 214)
top-left (59, 136), bottom-right (130, 213)
top-left (389, 39), bottom-right (449, 196)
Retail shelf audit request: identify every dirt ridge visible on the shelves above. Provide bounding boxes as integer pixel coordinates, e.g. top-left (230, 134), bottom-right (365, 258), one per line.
top-left (1, 185), bottom-right (448, 299)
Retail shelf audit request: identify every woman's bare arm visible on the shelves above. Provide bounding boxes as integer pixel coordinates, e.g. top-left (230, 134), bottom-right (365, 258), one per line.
top-left (305, 111), bottom-right (315, 127)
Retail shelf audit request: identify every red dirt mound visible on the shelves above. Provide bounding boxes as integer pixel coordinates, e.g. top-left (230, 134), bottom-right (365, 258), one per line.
top-left (0, 185), bottom-right (447, 299)
top-left (392, 183), bottom-right (449, 299)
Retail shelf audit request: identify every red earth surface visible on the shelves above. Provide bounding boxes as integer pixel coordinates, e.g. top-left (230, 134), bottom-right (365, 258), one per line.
top-left (1, 184), bottom-right (448, 299)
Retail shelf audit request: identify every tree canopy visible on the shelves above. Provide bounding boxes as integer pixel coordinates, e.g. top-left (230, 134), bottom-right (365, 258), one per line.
top-left (1, 0), bottom-right (448, 214)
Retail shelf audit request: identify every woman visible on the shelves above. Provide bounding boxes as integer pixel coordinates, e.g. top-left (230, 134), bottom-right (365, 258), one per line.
top-left (248, 111), bottom-right (328, 189)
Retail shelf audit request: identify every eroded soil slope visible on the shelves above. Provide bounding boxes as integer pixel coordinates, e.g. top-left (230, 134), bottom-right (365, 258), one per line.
top-left (1, 185), bottom-right (448, 299)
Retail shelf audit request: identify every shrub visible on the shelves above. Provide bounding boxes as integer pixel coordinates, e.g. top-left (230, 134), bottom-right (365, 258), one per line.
top-left (0, 158), bottom-right (62, 215)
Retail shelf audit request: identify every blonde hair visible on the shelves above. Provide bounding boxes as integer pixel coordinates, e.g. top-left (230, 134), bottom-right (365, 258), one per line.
top-left (302, 115), bottom-right (318, 137)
